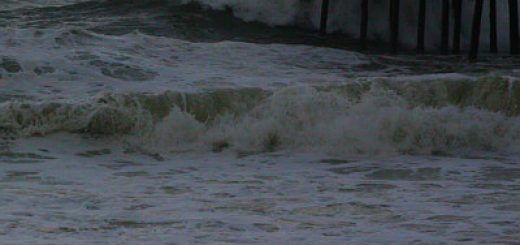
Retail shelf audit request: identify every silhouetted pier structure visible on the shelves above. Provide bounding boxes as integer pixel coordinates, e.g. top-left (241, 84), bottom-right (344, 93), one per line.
top-left (319, 0), bottom-right (520, 59)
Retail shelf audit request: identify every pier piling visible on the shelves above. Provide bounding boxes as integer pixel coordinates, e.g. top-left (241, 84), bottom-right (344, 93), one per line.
top-left (320, 0), bottom-right (330, 35)
top-left (360, 0), bottom-right (369, 50)
top-left (453, 0), bottom-right (463, 54)
top-left (490, 0), bottom-right (498, 53)
top-left (470, 0), bottom-right (484, 59)
top-left (441, 0), bottom-right (450, 54)
top-left (390, 0), bottom-right (400, 53)
top-left (317, 0), bottom-right (519, 58)
top-left (417, 0), bottom-right (426, 53)
top-left (510, 0), bottom-right (519, 54)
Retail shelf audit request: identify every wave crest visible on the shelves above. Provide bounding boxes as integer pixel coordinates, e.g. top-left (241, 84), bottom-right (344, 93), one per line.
top-left (4, 77), bottom-right (518, 156)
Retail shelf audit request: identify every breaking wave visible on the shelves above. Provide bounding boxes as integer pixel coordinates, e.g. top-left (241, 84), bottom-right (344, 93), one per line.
top-left (2, 77), bottom-right (520, 156)
top-left (183, 0), bottom-right (519, 50)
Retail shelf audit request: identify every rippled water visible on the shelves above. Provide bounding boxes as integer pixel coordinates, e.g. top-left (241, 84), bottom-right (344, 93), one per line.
top-left (2, 135), bottom-right (520, 244)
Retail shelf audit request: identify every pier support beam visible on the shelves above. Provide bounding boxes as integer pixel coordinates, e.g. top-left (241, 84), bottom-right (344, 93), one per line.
top-left (360, 0), bottom-right (369, 50)
top-left (320, 0), bottom-right (330, 36)
top-left (490, 0), bottom-right (498, 53)
top-left (441, 0), bottom-right (450, 54)
top-left (390, 0), bottom-right (400, 53)
top-left (417, 0), bottom-right (426, 53)
top-left (453, 0), bottom-right (462, 53)
top-left (510, 0), bottom-right (519, 54)
top-left (470, 0), bottom-right (484, 59)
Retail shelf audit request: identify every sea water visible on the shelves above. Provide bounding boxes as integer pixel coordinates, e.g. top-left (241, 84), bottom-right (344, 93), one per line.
top-left (1, 1), bottom-right (520, 244)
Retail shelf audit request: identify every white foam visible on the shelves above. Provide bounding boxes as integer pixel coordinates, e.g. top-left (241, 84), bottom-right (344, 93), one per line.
top-left (4, 83), bottom-right (519, 157)
top-left (2, 133), bottom-right (519, 244)
top-left (133, 86), bottom-right (520, 157)
top-left (0, 28), bottom-right (368, 100)
top-left (181, 0), bottom-right (303, 26)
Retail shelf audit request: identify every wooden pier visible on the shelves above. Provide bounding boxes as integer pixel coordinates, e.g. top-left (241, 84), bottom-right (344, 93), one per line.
top-left (319, 0), bottom-right (520, 59)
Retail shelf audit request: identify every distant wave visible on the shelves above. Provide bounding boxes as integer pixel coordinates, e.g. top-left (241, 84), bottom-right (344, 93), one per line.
top-left (0, 0), bottom-right (91, 10)
top-left (4, 0), bottom-right (519, 51)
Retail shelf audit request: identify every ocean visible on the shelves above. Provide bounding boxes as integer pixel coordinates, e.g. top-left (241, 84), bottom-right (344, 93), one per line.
top-left (1, 0), bottom-right (520, 244)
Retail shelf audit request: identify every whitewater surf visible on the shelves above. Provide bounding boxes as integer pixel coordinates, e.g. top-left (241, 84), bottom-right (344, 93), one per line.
top-left (1, 1), bottom-right (520, 244)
